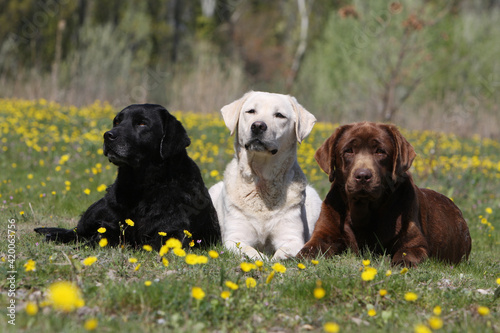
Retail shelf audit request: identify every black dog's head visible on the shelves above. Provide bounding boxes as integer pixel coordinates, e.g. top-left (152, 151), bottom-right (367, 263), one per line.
top-left (103, 104), bottom-right (191, 167)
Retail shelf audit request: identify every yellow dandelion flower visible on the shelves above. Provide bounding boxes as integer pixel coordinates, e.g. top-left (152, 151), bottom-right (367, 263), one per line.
top-left (128, 257), bottom-right (138, 263)
top-left (379, 289), bottom-right (387, 297)
top-left (97, 184), bottom-right (107, 192)
top-left (225, 281), bottom-right (239, 290)
top-left (159, 244), bottom-right (169, 257)
top-left (99, 238), bottom-right (108, 247)
top-left (27, 174), bottom-right (34, 179)
top-left (208, 250), bottom-right (219, 258)
top-left (220, 291), bottom-right (230, 299)
top-left (25, 302), bottom-right (38, 316)
top-left (158, 232), bottom-right (167, 236)
top-left (83, 188), bottom-right (91, 195)
top-left (323, 322), bottom-right (340, 333)
top-left (477, 306), bottom-right (490, 316)
top-left (186, 254), bottom-right (199, 265)
top-left (297, 263), bottom-right (306, 270)
top-left (183, 230), bottom-right (192, 238)
top-left (24, 259), bottom-right (36, 272)
top-left (428, 316), bottom-right (443, 330)
top-left (210, 170), bottom-right (219, 178)
top-left (173, 248), bottom-right (186, 257)
top-left (240, 262), bottom-right (257, 272)
top-left (433, 306), bottom-right (442, 316)
top-left (485, 207), bottom-right (493, 214)
top-left (386, 270), bottom-right (392, 277)
top-left (404, 292), bottom-right (418, 302)
top-left (46, 281), bottom-right (85, 312)
top-left (311, 259), bottom-right (319, 265)
top-left (134, 264), bottom-right (141, 271)
top-left (20, 211), bottom-right (25, 216)
top-left (272, 263), bottom-right (286, 273)
top-left (362, 259), bottom-right (370, 266)
top-left (189, 240), bottom-right (195, 247)
top-left (246, 277), bottom-right (257, 288)
top-left (266, 271), bottom-right (275, 284)
top-left (368, 309), bottom-right (377, 317)
top-left (125, 219), bottom-right (134, 227)
top-left (84, 318), bottom-right (98, 331)
top-left (162, 257), bottom-right (169, 267)
top-left (361, 267), bottom-right (377, 281)
top-left (196, 255), bottom-right (208, 264)
top-left (400, 267), bottom-right (409, 274)
top-left (414, 324), bottom-right (431, 333)
top-left (314, 287), bottom-right (326, 299)
top-left (496, 277), bottom-right (500, 285)
top-left (255, 260), bottom-right (264, 268)
top-left (143, 245), bottom-right (153, 251)
top-left (97, 227), bottom-right (106, 234)
top-left (165, 238), bottom-right (182, 249)
top-left (192, 287), bottom-right (205, 300)
top-left (83, 256), bottom-right (97, 266)
top-left (144, 280), bottom-right (152, 287)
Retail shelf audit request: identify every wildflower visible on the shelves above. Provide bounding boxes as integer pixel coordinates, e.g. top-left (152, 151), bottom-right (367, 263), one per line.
top-left (255, 260), bottom-right (264, 268)
top-left (210, 170), bottom-right (219, 178)
top-left (414, 324), bottom-right (432, 333)
top-left (197, 255), bottom-right (208, 264)
top-left (97, 227), bottom-right (106, 234)
top-left (272, 263), bottom-right (286, 273)
top-left (143, 245), bottom-right (153, 252)
top-left (183, 230), bottom-right (192, 238)
top-left (404, 292), bottom-right (418, 302)
top-left (428, 316), bottom-right (443, 330)
top-left (368, 309), bottom-right (377, 317)
top-left (20, 211), bottom-right (25, 216)
top-left (311, 260), bottom-right (319, 265)
top-left (400, 267), bottom-right (409, 274)
top-left (361, 267), bottom-right (377, 281)
top-left (314, 286), bottom-right (326, 299)
top-left (25, 302), bottom-right (38, 315)
top-left (208, 250), bottom-right (219, 259)
top-left (46, 281), bottom-right (85, 312)
top-left (433, 306), bottom-right (442, 316)
top-left (99, 238), bottom-right (108, 247)
top-left (485, 207), bottom-right (493, 214)
top-left (83, 256), bottom-right (97, 266)
top-left (379, 289), bottom-right (387, 297)
top-left (496, 277), bottom-right (500, 285)
top-left (173, 248), bottom-right (186, 257)
top-left (144, 280), bottom-right (152, 287)
top-left (386, 270), bottom-right (392, 277)
top-left (162, 257), bottom-right (169, 267)
top-left (158, 232), bottom-right (167, 236)
top-left (128, 258), bottom-right (138, 263)
top-left (297, 263), bottom-right (306, 270)
top-left (125, 219), bottom-right (134, 227)
top-left (240, 262), bottom-right (257, 272)
top-left (159, 244), bottom-right (169, 257)
top-left (24, 259), bottom-right (36, 272)
top-left (477, 306), bottom-right (490, 316)
top-left (189, 240), bottom-right (195, 247)
top-left (186, 254), bottom-right (199, 265)
top-left (225, 281), bottom-right (239, 290)
top-left (266, 271), bottom-right (275, 284)
top-left (165, 238), bottom-right (182, 249)
top-left (134, 264), bottom-right (141, 271)
top-left (84, 188), bottom-right (91, 195)
top-left (246, 277), bottom-right (257, 288)
top-left (362, 259), bottom-right (370, 266)
top-left (84, 318), bottom-right (98, 331)
top-left (323, 322), bottom-right (340, 333)
top-left (97, 184), bottom-right (107, 192)
top-left (192, 287), bottom-right (205, 300)
top-left (220, 291), bottom-right (230, 299)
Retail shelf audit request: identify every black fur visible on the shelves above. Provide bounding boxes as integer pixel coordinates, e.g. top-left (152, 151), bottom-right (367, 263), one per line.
top-left (35, 104), bottom-right (221, 250)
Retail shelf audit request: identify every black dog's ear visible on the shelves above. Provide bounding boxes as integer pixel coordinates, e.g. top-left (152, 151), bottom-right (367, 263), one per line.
top-left (384, 124), bottom-right (416, 182)
top-left (315, 124), bottom-right (352, 183)
top-left (159, 109), bottom-right (191, 159)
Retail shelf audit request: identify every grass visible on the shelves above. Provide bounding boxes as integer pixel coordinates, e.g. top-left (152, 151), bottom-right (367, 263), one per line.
top-left (0, 99), bottom-right (499, 332)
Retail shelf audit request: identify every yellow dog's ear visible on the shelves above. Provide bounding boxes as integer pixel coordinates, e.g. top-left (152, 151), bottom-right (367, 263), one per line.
top-left (288, 96), bottom-right (316, 143)
top-left (220, 91), bottom-right (254, 136)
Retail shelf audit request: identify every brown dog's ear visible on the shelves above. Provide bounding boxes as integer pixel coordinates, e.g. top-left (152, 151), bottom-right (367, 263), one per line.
top-left (385, 124), bottom-right (416, 182)
top-left (220, 91), bottom-right (254, 136)
top-left (315, 124), bottom-right (351, 183)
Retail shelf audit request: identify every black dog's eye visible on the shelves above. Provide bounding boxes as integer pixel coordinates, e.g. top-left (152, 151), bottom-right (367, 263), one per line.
top-left (113, 119), bottom-right (120, 126)
top-left (376, 148), bottom-right (386, 155)
top-left (137, 120), bottom-right (148, 127)
top-left (246, 109), bottom-right (256, 114)
top-left (275, 112), bottom-right (286, 119)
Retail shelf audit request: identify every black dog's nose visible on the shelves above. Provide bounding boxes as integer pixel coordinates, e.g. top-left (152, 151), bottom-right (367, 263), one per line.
top-left (104, 130), bottom-right (117, 141)
top-left (354, 168), bottom-right (373, 183)
top-left (251, 121), bottom-right (267, 135)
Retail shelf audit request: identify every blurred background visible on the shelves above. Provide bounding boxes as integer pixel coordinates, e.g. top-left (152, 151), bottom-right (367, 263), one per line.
top-left (0, 0), bottom-right (499, 137)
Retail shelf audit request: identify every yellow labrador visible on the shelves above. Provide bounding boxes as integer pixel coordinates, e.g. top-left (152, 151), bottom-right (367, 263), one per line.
top-left (209, 91), bottom-right (322, 260)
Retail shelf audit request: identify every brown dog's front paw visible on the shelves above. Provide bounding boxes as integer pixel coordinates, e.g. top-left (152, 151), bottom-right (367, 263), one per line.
top-left (391, 248), bottom-right (428, 267)
top-left (296, 245), bottom-right (319, 259)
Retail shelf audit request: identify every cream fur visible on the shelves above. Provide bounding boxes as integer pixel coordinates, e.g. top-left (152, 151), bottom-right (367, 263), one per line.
top-left (209, 91), bottom-right (322, 260)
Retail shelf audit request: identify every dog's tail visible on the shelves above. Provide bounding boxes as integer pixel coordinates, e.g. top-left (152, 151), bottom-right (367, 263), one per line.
top-left (34, 227), bottom-right (77, 243)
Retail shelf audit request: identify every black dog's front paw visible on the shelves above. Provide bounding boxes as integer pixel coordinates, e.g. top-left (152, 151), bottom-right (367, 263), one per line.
top-left (34, 227), bottom-right (77, 243)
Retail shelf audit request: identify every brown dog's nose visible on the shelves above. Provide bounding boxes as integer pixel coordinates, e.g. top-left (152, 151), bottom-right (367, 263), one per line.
top-left (354, 168), bottom-right (373, 183)
top-left (251, 121), bottom-right (267, 135)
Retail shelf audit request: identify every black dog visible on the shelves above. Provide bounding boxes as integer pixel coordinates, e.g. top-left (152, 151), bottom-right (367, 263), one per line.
top-left (35, 104), bottom-right (221, 250)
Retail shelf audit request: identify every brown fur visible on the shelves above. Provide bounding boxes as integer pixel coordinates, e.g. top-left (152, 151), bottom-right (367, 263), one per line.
top-left (297, 122), bottom-right (471, 266)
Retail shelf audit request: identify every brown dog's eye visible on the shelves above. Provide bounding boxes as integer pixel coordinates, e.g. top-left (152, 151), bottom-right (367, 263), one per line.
top-left (376, 148), bottom-right (386, 154)
top-left (344, 148), bottom-right (353, 155)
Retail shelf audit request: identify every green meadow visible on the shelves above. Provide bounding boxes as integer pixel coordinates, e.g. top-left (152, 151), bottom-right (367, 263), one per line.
top-left (0, 99), bottom-right (498, 332)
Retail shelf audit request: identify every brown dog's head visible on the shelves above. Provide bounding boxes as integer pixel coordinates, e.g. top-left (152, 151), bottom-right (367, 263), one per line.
top-left (315, 122), bottom-right (416, 200)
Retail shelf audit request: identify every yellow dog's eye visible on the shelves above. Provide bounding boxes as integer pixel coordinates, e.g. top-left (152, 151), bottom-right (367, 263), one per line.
top-left (246, 109), bottom-right (256, 114)
top-left (275, 112), bottom-right (286, 119)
